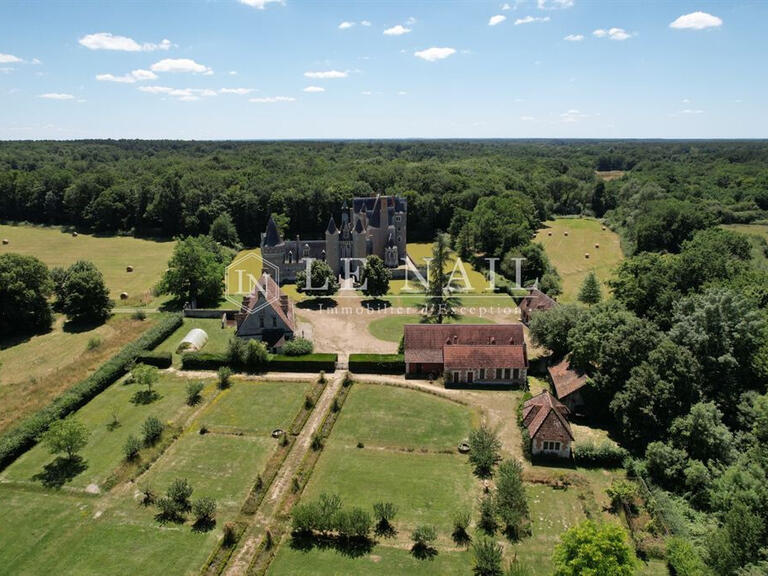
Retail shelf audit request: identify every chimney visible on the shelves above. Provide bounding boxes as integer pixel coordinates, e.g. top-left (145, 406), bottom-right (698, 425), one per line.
top-left (280, 294), bottom-right (289, 313)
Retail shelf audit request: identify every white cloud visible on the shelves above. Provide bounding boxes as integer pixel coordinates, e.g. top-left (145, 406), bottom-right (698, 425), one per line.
top-left (150, 58), bottom-right (212, 74)
top-left (78, 32), bottom-right (172, 52)
top-left (489, 15), bottom-right (507, 26)
top-left (406, 16), bottom-right (417, 25)
top-left (564, 34), bottom-right (584, 41)
top-left (220, 88), bottom-right (256, 95)
top-left (361, 20), bottom-right (372, 27)
top-left (228, 70), bottom-right (238, 76)
top-left (96, 69), bottom-right (158, 84)
top-left (520, 115), bottom-right (536, 121)
top-left (593, 27), bottom-right (633, 40)
top-left (138, 86), bottom-right (217, 101)
top-left (38, 93), bottom-right (75, 100)
top-left (304, 70), bottom-right (348, 79)
top-left (414, 47), bottom-right (456, 62)
top-left (501, 3), bottom-right (512, 10)
top-left (670, 11), bottom-right (722, 30)
top-left (515, 16), bottom-right (550, 25)
top-left (249, 96), bottom-right (296, 103)
top-left (384, 24), bottom-right (411, 36)
top-left (0, 53), bottom-right (22, 64)
top-left (682, 98), bottom-right (690, 104)
top-left (361, 90), bottom-right (373, 95)
top-left (397, 91), bottom-right (407, 96)
top-left (238, 0), bottom-right (284, 9)
top-left (303, 86), bottom-right (325, 92)
top-left (560, 109), bottom-right (588, 122)
top-left (680, 108), bottom-right (704, 114)
top-left (538, 0), bottom-right (574, 8)
top-left (339, 21), bottom-right (355, 29)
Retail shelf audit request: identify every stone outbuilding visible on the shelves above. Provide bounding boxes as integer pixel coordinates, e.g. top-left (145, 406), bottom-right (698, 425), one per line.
top-left (522, 391), bottom-right (574, 458)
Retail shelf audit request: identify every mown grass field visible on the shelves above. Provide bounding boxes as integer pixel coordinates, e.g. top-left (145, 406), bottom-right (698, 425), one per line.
top-left (367, 314), bottom-right (493, 343)
top-left (153, 317), bottom-right (235, 366)
top-left (0, 315), bottom-right (156, 435)
top-left (0, 377), bottom-right (311, 575)
top-left (723, 223), bottom-right (768, 269)
top-left (534, 218), bottom-right (624, 302)
top-left (0, 223), bottom-right (174, 307)
top-left (268, 383), bottom-right (479, 575)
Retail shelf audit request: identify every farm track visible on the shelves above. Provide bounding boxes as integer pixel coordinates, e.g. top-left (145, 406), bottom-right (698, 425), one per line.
top-left (222, 371), bottom-right (344, 576)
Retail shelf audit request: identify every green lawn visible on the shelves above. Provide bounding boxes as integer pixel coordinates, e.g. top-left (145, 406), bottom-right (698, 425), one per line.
top-left (332, 383), bottom-right (475, 450)
top-left (0, 374), bottom-right (314, 576)
top-left (0, 223), bottom-right (174, 307)
top-left (2, 374), bottom-right (205, 490)
top-left (153, 317), bottom-right (235, 366)
top-left (534, 218), bottom-right (624, 302)
top-left (199, 380), bottom-right (311, 435)
top-left (368, 314), bottom-right (493, 343)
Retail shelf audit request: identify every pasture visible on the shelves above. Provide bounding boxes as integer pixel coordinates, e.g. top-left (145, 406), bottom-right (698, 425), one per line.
top-left (534, 218), bottom-right (624, 302)
top-left (0, 376), bottom-right (312, 575)
top-left (0, 223), bottom-right (173, 307)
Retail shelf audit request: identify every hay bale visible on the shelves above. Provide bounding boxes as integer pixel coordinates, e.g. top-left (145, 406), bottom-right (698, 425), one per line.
top-left (564, 232), bottom-right (569, 237)
top-left (547, 231), bottom-right (552, 236)
top-left (601, 226), bottom-right (606, 231)
top-left (584, 253), bottom-right (590, 259)
top-left (1, 239), bottom-right (8, 245)
top-left (126, 266), bottom-right (134, 272)
top-left (595, 243), bottom-right (600, 249)
top-left (120, 292), bottom-right (129, 300)
top-left (72, 231), bottom-right (78, 237)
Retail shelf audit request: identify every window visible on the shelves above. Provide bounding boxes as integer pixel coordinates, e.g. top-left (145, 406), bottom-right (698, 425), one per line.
top-left (467, 371), bottom-right (474, 384)
top-left (479, 368), bottom-right (486, 380)
top-left (495, 368), bottom-right (502, 379)
top-left (453, 371), bottom-right (460, 384)
top-left (504, 368), bottom-right (511, 380)
top-left (543, 441), bottom-right (561, 451)
top-left (513, 368), bottom-right (519, 380)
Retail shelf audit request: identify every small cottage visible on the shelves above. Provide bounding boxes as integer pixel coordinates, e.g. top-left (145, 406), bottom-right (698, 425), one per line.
top-left (235, 273), bottom-right (296, 351)
top-left (519, 287), bottom-right (557, 325)
top-left (548, 357), bottom-right (589, 414)
top-left (522, 391), bottom-right (574, 458)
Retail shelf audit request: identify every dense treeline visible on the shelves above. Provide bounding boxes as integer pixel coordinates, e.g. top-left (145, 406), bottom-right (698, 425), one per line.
top-left (1, 140), bottom-right (766, 249)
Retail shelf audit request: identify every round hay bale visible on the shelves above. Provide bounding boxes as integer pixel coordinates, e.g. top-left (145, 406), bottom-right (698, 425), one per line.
top-left (271, 428), bottom-right (284, 438)
top-left (126, 266), bottom-right (134, 272)
top-left (584, 253), bottom-right (590, 259)
top-left (564, 231), bottom-right (569, 237)
top-left (72, 231), bottom-right (78, 237)
top-left (547, 231), bottom-right (552, 236)
top-left (1, 239), bottom-right (8, 245)
top-left (120, 292), bottom-right (129, 300)
top-left (595, 243), bottom-right (600, 249)
top-left (601, 226), bottom-right (606, 231)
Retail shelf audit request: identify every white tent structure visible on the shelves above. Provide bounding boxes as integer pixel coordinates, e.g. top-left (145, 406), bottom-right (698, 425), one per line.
top-left (176, 328), bottom-right (209, 353)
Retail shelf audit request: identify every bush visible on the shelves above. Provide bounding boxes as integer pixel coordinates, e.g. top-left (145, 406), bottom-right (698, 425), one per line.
top-left (479, 494), bottom-right (498, 535)
top-left (572, 441), bottom-right (629, 468)
top-left (0, 313), bottom-right (182, 471)
top-left (142, 416), bottom-right (164, 445)
top-left (342, 507), bottom-right (372, 539)
top-left (217, 366), bottom-right (232, 389)
top-left (123, 434), bottom-right (141, 461)
top-left (87, 336), bottom-right (102, 350)
top-left (411, 524), bottom-right (437, 552)
top-left (269, 354), bottom-right (338, 372)
top-left (348, 354), bottom-right (405, 374)
top-left (222, 522), bottom-right (238, 547)
top-left (193, 496), bottom-right (217, 527)
top-left (452, 509), bottom-right (471, 545)
top-left (469, 425), bottom-right (502, 478)
top-left (282, 338), bottom-right (314, 356)
top-left (132, 309), bottom-right (147, 321)
top-left (135, 351), bottom-right (172, 368)
top-left (168, 478), bottom-right (193, 512)
top-left (666, 536), bottom-right (708, 576)
top-left (156, 496), bottom-right (183, 522)
top-left (186, 381), bottom-right (204, 406)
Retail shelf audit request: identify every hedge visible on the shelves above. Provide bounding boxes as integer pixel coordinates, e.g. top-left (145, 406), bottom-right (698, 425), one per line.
top-left (180, 352), bottom-right (338, 373)
top-left (349, 354), bottom-right (404, 374)
top-left (269, 354), bottom-right (337, 372)
top-left (572, 441), bottom-right (629, 468)
top-left (135, 351), bottom-right (173, 368)
top-left (0, 313), bottom-right (183, 471)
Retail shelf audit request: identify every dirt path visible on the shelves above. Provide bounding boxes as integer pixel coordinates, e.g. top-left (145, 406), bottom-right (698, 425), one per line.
top-left (223, 371), bottom-right (344, 576)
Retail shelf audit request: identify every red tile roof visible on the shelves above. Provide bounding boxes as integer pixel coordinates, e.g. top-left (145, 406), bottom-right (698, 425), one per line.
top-left (522, 391), bottom-right (573, 440)
top-left (519, 287), bottom-right (557, 322)
top-left (548, 357), bottom-right (588, 400)
top-left (403, 324), bottom-right (525, 365)
top-left (443, 345), bottom-right (527, 370)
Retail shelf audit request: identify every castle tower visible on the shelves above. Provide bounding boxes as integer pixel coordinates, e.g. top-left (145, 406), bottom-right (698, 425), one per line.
top-left (325, 216), bottom-right (340, 274)
top-left (385, 230), bottom-right (399, 267)
top-left (261, 214), bottom-right (286, 275)
top-left (352, 217), bottom-right (368, 261)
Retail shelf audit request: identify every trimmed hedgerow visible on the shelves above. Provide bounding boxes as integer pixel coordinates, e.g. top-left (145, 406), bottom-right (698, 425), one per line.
top-left (348, 354), bottom-right (404, 374)
top-left (135, 351), bottom-right (173, 369)
top-left (269, 354), bottom-right (337, 372)
top-left (181, 352), bottom-right (228, 370)
top-left (572, 441), bottom-right (629, 468)
top-left (0, 313), bottom-right (183, 471)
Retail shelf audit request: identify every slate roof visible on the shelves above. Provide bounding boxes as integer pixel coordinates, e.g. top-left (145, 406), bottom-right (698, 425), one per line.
top-left (443, 345), bottom-right (527, 370)
top-left (548, 357), bottom-right (588, 400)
top-left (403, 324), bottom-right (526, 365)
top-left (326, 216), bottom-right (338, 235)
top-left (522, 391), bottom-right (574, 440)
top-left (264, 215), bottom-right (283, 247)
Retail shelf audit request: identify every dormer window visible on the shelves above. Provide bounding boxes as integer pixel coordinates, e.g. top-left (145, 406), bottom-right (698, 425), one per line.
top-left (490, 337), bottom-right (496, 345)
top-left (445, 338), bottom-right (452, 345)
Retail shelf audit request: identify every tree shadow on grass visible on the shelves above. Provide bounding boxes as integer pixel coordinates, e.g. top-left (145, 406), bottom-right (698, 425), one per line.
top-left (374, 520), bottom-right (397, 539)
top-left (131, 389), bottom-right (161, 405)
top-left (192, 518), bottom-right (216, 533)
top-left (361, 298), bottom-right (392, 311)
top-left (33, 456), bottom-right (87, 488)
top-left (289, 532), bottom-right (375, 558)
top-left (62, 317), bottom-right (108, 334)
top-left (451, 528), bottom-right (472, 548)
top-left (410, 543), bottom-right (438, 560)
top-left (296, 298), bottom-right (338, 311)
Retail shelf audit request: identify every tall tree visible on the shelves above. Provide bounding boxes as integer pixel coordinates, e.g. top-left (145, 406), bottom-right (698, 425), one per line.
top-left (56, 260), bottom-right (113, 324)
top-left (360, 255), bottom-right (391, 300)
top-left (0, 253), bottom-right (53, 337)
top-left (209, 212), bottom-right (241, 248)
top-left (577, 271), bottom-right (602, 306)
top-left (296, 259), bottom-right (340, 299)
top-left (422, 232), bottom-right (461, 324)
top-left (161, 235), bottom-right (231, 307)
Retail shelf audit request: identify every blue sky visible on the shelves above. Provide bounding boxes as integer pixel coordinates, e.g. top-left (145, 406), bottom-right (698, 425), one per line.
top-left (0, 0), bottom-right (765, 139)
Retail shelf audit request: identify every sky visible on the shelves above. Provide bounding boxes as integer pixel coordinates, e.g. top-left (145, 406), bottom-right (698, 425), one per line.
top-left (0, 0), bottom-right (765, 140)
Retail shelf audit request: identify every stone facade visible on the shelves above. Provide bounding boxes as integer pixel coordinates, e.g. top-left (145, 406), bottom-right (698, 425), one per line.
top-left (235, 273), bottom-right (296, 351)
top-left (522, 391), bottom-right (574, 458)
top-left (261, 195), bottom-right (407, 283)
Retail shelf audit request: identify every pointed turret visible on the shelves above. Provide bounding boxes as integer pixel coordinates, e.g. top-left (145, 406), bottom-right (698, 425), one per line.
top-left (354, 218), bottom-right (365, 234)
top-left (264, 215), bottom-right (283, 247)
top-left (387, 232), bottom-right (395, 247)
top-left (369, 195), bottom-right (382, 228)
top-left (326, 216), bottom-right (338, 235)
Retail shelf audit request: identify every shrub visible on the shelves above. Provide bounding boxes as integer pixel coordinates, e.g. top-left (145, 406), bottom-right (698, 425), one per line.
top-left (348, 354), bottom-right (405, 374)
top-left (87, 336), bottom-right (102, 350)
top-left (156, 496), bottom-right (183, 522)
top-left (141, 416), bottom-right (164, 446)
top-left (282, 337), bottom-right (314, 356)
top-left (469, 425), bottom-right (502, 478)
top-left (181, 352), bottom-right (228, 370)
top-left (572, 441), bottom-right (629, 468)
top-left (472, 537), bottom-right (503, 576)
top-left (132, 309), bottom-right (147, 321)
top-left (304, 395), bottom-right (315, 409)
top-left (135, 351), bottom-right (172, 368)
top-left (495, 459), bottom-right (529, 539)
top-left (167, 478), bottom-right (193, 512)
top-left (373, 501), bottom-right (398, 527)
top-left (666, 536), bottom-right (708, 576)
top-left (344, 507), bottom-right (372, 539)
top-left (217, 366), bottom-right (232, 389)
top-left (269, 354), bottom-right (338, 372)
top-left (606, 479), bottom-right (639, 513)
top-left (479, 494), bottom-right (498, 535)
top-left (292, 502), bottom-right (318, 533)
top-left (192, 496), bottom-right (217, 527)
top-left (311, 432), bottom-right (324, 451)
top-left (222, 522), bottom-right (238, 547)
top-left (411, 524), bottom-right (437, 556)
top-left (123, 433), bottom-right (141, 461)
top-left (186, 381), bottom-right (204, 406)
top-left (0, 313), bottom-right (182, 471)
top-left (243, 340), bottom-right (269, 371)
top-left (452, 509), bottom-right (472, 545)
